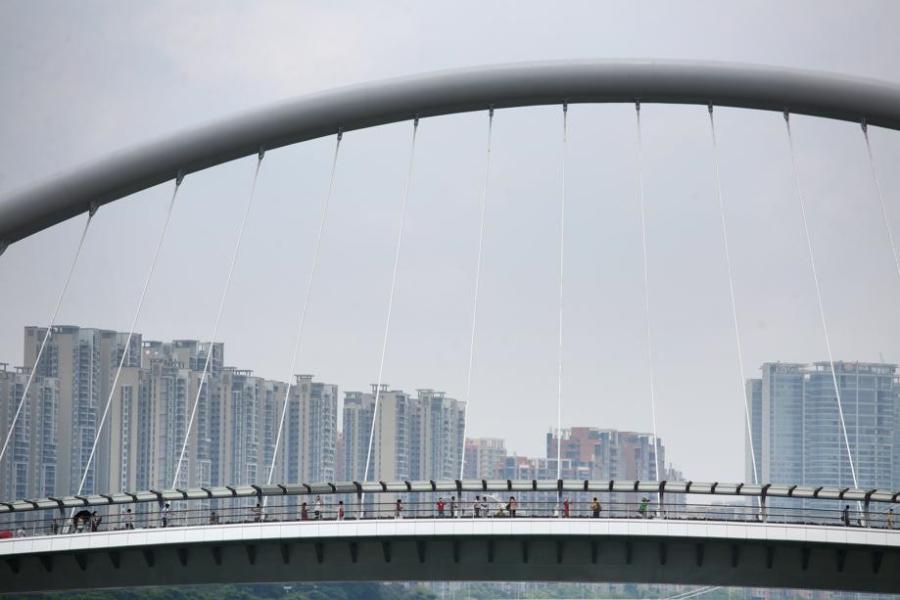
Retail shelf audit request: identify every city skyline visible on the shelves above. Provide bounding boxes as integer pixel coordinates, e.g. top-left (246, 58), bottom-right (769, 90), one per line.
top-left (0, 323), bottom-right (682, 501)
top-left (6, 322), bottom-right (900, 498)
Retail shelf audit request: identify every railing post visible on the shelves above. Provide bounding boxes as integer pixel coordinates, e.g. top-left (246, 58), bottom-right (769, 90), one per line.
top-left (659, 481), bottom-right (666, 520)
top-left (864, 496), bottom-right (872, 528)
top-left (760, 484), bottom-right (770, 523)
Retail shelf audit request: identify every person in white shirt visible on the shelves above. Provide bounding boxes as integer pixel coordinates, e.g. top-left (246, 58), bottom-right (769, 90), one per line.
top-left (314, 496), bottom-right (324, 520)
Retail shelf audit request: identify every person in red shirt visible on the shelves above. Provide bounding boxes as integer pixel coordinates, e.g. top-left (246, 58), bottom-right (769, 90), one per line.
top-left (563, 497), bottom-right (570, 518)
top-left (436, 498), bottom-right (446, 517)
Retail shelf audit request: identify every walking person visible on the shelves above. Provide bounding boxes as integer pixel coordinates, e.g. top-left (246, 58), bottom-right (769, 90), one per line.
top-left (450, 496), bottom-right (457, 518)
top-left (508, 496), bottom-right (518, 518)
top-left (474, 496), bottom-right (481, 518)
top-left (395, 498), bottom-right (404, 519)
top-left (73, 510), bottom-right (91, 533)
top-left (591, 497), bottom-right (601, 518)
top-left (842, 504), bottom-right (850, 527)
top-left (161, 503), bottom-right (170, 528)
top-left (436, 497), bottom-right (446, 518)
top-left (563, 498), bottom-right (570, 518)
top-left (338, 501), bottom-right (345, 521)
top-left (251, 502), bottom-right (263, 523)
top-left (124, 508), bottom-right (135, 530)
top-left (300, 502), bottom-right (309, 521)
top-left (638, 497), bottom-right (649, 519)
top-left (887, 508), bottom-right (894, 530)
top-left (314, 496), bottom-right (323, 520)
top-left (90, 511), bottom-right (102, 532)
top-left (209, 511), bottom-right (219, 525)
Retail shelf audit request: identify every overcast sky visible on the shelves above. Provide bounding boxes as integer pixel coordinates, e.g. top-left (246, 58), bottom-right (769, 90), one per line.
top-left (2, 1), bottom-right (900, 480)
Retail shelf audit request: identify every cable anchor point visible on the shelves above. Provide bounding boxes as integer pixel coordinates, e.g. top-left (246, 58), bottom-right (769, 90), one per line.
top-left (708, 103), bottom-right (714, 116)
top-left (258, 146), bottom-right (266, 161)
top-left (88, 201), bottom-right (100, 218)
top-left (337, 128), bottom-right (344, 142)
top-left (0, 240), bottom-right (8, 257)
top-left (861, 118), bottom-right (868, 134)
top-left (176, 170), bottom-right (185, 186)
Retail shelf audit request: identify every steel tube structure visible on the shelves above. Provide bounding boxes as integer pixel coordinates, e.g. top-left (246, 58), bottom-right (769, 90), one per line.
top-left (3, 59), bottom-right (900, 245)
top-left (1, 479), bottom-right (896, 516)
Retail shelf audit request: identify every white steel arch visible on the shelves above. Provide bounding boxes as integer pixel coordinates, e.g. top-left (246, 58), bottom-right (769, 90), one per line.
top-left (3, 59), bottom-right (900, 245)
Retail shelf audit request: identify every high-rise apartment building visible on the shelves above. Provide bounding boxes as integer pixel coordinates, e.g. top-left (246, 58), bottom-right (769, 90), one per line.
top-left (341, 385), bottom-right (465, 482)
top-left (21, 326), bottom-right (141, 496)
top-left (282, 375), bottom-right (338, 484)
top-left (413, 389), bottom-right (465, 481)
top-left (747, 361), bottom-right (899, 490)
top-left (0, 365), bottom-right (32, 501)
top-left (342, 389), bottom-right (375, 482)
top-left (139, 340), bottom-right (214, 490)
top-left (0, 327), bottom-right (339, 501)
top-left (463, 438), bottom-right (507, 479)
top-left (343, 385), bottom-right (413, 481)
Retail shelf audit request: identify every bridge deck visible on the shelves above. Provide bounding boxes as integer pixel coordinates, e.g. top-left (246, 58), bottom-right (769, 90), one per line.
top-left (2, 517), bottom-right (900, 594)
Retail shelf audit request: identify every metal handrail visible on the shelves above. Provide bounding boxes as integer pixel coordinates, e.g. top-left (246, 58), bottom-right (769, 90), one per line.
top-left (1, 497), bottom-right (893, 539)
top-left (2, 481), bottom-right (897, 539)
top-left (2, 479), bottom-right (896, 515)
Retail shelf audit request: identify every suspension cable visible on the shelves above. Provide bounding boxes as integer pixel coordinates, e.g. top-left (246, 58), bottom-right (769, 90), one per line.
top-left (0, 208), bottom-right (96, 467)
top-left (556, 103), bottom-right (568, 481)
top-left (173, 153), bottom-right (265, 488)
top-left (635, 103), bottom-right (661, 483)
top-left (784, 112), bottom-right (859, 489)
top-left (862, 122), bottom-right (900, 280)
top-left (363, 118), bottom-right (420, 486)
top-left (707, 106), bottom-right (759, 485)
top-left (458, 108), bottom-right (494, 480)
top-left (266, 132), bottom-right (343, 487)
top-left (75, 177), bottom-right (183, 496)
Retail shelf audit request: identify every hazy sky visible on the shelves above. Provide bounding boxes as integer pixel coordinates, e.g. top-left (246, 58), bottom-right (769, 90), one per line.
top-left (2, 1), bottom-right (900, 481)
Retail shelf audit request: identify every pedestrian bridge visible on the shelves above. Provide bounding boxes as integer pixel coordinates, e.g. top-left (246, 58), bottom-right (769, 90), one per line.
top-left (1, 480), bottom-right (900, 594)
top-left (2, 516), bottom-right (900, 594)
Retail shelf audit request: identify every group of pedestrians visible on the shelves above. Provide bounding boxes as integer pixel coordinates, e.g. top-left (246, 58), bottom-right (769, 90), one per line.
top-left (15, 494), bottom-right (900, 537)
top-left (841, 505), bottom-right (895, 529)
top-left (297, 496), bottom-right (346, 521)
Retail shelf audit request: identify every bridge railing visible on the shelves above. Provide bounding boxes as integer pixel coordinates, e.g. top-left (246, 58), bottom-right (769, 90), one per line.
top-left (0, 480), bottom-right (896, 538)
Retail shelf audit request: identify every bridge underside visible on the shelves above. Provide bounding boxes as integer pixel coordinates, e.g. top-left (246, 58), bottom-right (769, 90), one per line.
top-left (3, 532), bottom-right (899, 595)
